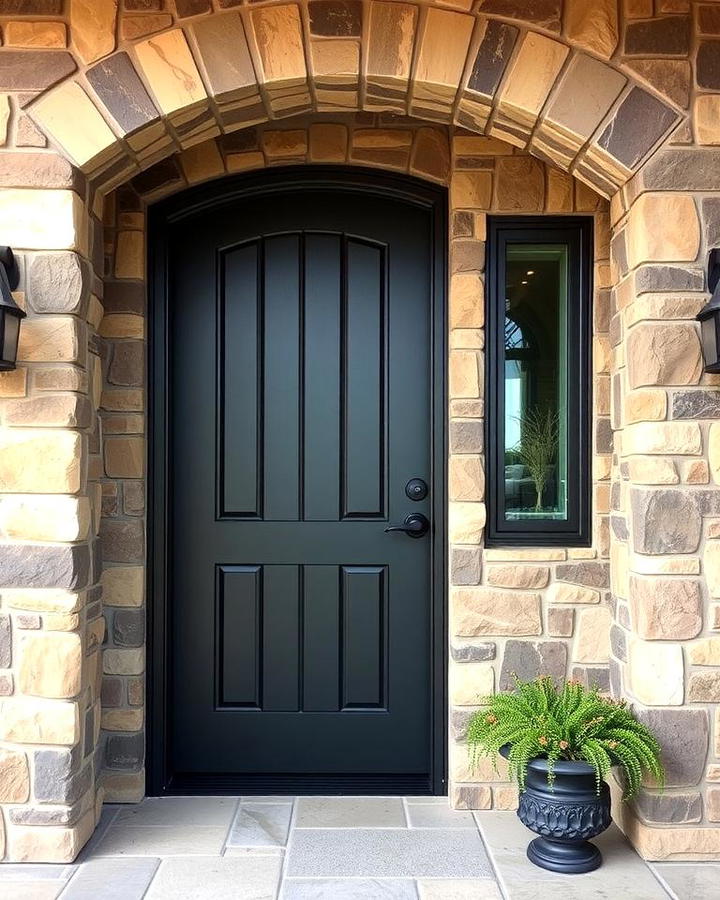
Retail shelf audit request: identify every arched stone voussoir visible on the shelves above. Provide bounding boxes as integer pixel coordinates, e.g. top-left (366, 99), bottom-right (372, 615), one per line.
top-left (24, 6), bottom-right (682, 200)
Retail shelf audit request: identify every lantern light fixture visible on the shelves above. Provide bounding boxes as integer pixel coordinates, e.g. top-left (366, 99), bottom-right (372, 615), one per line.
top-left (0, 247), bottom-right (25, 372)
top-left (698, 249), bottom-right (720, 374)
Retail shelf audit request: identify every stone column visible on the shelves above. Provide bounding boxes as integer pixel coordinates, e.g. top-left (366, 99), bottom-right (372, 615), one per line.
top-left (609, 157), bottom-right (720, 857)
top-left (0, 168), bottom-right (104, 861)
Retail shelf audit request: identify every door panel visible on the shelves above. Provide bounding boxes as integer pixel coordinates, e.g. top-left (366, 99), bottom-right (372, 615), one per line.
top-left (153, 173), bottom-right (445, 793)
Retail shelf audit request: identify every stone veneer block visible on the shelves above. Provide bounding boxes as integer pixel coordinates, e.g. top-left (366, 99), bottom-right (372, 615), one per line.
top-left (492, 32), bottom-right (568, 147)
top-left (71, 0), bottom-right (117, 64)
top-left (410, 9), bottom-right (474, 121)
top-left (625, 15), bottom-right (691, 56)
top-left (695, 95), bottom-right (720, 145)
top-left (627, 323), bottom-right (702, 388)
top-left (122, 14), bottom-right (173, 40)
top-left (0, 698), bottom-right (79, 745)
top-left (0, 430), bottom-right (81, 494)
top-left (628, 639), bottom-right (684, 706)
top-left (18, 633), bottom-right (82, 699)
top-left (596, 88), bottom-right (678, 171)
top-left (574, 606), bottom-right (612, 663)
top-left (457, 18), bottom-right (517, 132)
top-left (135, 29), bottom-right (207, 117)
top-left (4, 21), bottom-right (67, 48)
top-left (498, 639), bottom-right (567, 689)
top-left (629, 576), bottom-right (702, 640)
top-left (309, 0), bottom-right (362, 36)
top-left (565, 0), bottom-right (618, 58)
top-left (626, 193), bottom-right (700, 268)
top-left (476, 0), bottom-right (561, 31)
top-left (636, 709), bottom-right (707, 788)
top-left (32, 82), bottom-right (118, 170)
top-left (365, 2), bottom-right (417, 110)
top-left (626, 59), bottom-right (691, 109)
top-left (0, 50), bottom-right (76, 92)
top-left (251, 6), bottom-right (306, 85)
top-left (697, 40), bottom-right (720, 90)
top-left (537, 55), bottom-right (625, 166)
top-left (452, 587), bottom-right (542, 636)
top-left (631, 488), bottom-right (701, 555)
top-left (86, 53), bottom-right (158, 136)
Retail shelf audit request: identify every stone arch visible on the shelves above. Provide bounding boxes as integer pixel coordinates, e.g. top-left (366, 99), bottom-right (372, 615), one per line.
top-left (21, 3), bottom-right (686, 203)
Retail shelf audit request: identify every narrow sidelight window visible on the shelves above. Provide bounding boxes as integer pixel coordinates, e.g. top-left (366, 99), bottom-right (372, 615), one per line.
top-left (486, 217), bottom-right (592, 546)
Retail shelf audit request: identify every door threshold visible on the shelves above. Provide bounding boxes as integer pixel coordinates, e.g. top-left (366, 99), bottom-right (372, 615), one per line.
top-left (156, 773), bottom-right (434, 796)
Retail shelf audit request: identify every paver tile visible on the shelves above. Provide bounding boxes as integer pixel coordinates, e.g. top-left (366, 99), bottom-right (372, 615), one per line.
top-left (58, 858), bottom-right (160, 899)
top-left (295, 797), bottom-right (407, 828)
top-left (406, 802), bottom-right (476, 829)
top-left (417, 880), bottom-right (503, 899)
top-left (286, 828), bottom-right (492, 878)
top-left (114, 796), bottom-right (238, 827)
top-left (144, 855), bottom-right (282, 899)
top-left (0, 885), bottom-right (64, 900)
top-left (226, 801), bottom-right (293, 849)
top-left (92, 824), bottom-right (229, 857)
top-left (652, 862), bottom-right (720, 900)
top-left (281, 878), bottom-right (418, 898)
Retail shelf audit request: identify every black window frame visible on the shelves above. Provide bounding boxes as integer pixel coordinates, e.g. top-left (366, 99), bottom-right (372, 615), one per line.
top-left (485, 216), bottom-right (593, 547)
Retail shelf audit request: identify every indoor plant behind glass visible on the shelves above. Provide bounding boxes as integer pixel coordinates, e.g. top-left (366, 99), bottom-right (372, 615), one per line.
top-left (467, 677), bottom-right (665, 874)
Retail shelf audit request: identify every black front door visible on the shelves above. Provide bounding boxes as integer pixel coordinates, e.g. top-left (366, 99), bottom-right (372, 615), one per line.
top-left (150, 169), bottom-right (446, 794)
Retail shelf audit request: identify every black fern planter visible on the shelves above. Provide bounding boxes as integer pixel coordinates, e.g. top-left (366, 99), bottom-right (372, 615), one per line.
top-left (501, 746), bottom-right (612, 874)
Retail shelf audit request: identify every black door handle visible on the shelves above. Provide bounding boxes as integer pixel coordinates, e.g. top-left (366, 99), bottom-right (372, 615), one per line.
top-left (384, 513), bottom-right (430, 538)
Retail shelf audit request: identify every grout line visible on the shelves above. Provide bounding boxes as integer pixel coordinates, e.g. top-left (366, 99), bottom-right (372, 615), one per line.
top-left (219, 797), bottom-right (242, 856)
top-left (276, 796), bottom-right (299, 900)
top-left (644, 862), bottom-right (681, 900)
top-left (138, 858), bottom-right (162, 900)
top-left (402, 796), bottom-right (411, 828)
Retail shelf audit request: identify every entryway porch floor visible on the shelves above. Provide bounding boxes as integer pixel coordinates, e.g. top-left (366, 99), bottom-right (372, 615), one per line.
top-left (0, 797), bottom-right (713, 899)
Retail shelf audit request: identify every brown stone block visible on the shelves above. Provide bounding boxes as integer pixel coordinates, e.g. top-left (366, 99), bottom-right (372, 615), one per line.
top-left (4, 21), bottom-right (66, 48)
top-left (104, 436), bottom-right (145, 478)
top-left (476, 0), bottom-right (560, 31)
top-left (309, 0), bottom-right (362, 36)
top-left (71, 0), bottom-right (117, 64)
top-left (121, 14), bottom-right (173, 40)
top-left (0, 367), bottom-right (27, 398)
top-left (86, 52), bottom-right (158, 136)
top-left (596, 88), bottom-right (678, 171)
top-left (309, 124), bottom-right (347, 162)
top-left (0, 50), bottom-right (75, 92)
top-left (565, 0), bottom-right (617, 57)
top-left (466, 18), bottom-right (518, 99)
top-left (100, 519), bottom-right (144, 563)
top-left (626, 59), bottom-right (691, 108)
top-left (625, 15), bottom-right (690, 55)
top-left (494, 157), bottom-right (544, 211)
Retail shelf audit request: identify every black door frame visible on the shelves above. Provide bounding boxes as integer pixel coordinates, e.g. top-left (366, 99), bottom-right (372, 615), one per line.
top-left (146, 167), bottom-right (448, 795)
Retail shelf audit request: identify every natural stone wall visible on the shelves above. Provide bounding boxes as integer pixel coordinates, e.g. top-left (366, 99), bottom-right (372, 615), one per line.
top-left (0, 0), bottom-right (718, 866)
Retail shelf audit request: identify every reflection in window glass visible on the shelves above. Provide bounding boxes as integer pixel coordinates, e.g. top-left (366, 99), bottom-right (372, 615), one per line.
top-left (503, 245), bottom-right (568, 522)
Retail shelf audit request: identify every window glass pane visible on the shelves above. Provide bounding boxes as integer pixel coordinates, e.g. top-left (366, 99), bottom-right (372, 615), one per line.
top-left (503, 244), bottom-right (568, 522)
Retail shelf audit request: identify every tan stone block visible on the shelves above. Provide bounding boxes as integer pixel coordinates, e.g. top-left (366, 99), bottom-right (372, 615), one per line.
top-left (493, 785), bottom-right (519, 811)
top-left (683, 459), bottom-right (709, 484)
top-left (622, 820), bottom-right (720, 861)
top-left (449, 350), bottom-right (479, 399)
top-left (413, 8), bottom-right (474, 101)
top-left (546, 169), bottom-right (573, 212)
top-left (707, 765), bottom-right (720, 782)
top-left (103, 648), bottom-right (144, 676)
top-left (627, 323), bottom-right (701, 388)
top-left (495, 157), bottom-right (544, 212)
top-left (688, 671), bottom-right (720, 702)
top-left (101, 414), bottom-right (145, 435)
top-left (451, 743), bottom-right (508, 784)
top-left (630, 576), bottom-right (702, 640)
top-left (0, 495), bottom-right (90, 542)
top-left (622, 422), bottom-right (701, 456)
top-left (497, 32), bottom-right (568, 119)
top-left (179, 141), bottom-right (225, 184)
top-left (0, 190), bottom-right (87, 253)
top-left (135, 29), bottom-right (207, 116)
top-left (19, 633), bottom-right (82, 699)
top-left (251, 5), bottom-right (306, 85)
top-left (366, 2), bottom-right (416, 88)
top-left (18, 317), bottom-right (82, 364)
top-left (623, 390), bottom-right (667, 425)
top-left (451, 662), bottom-right (494, 705)
top-left (32, 82), bottom-right (117, 170)
top-left (309, 124), bottom-right (347, 162)
top-left (709, 422), bottom-right (720, 483)
top-left (311, 39), bottom-right (359, 78)
top-left (101, 389), bottom-right (144, 412)
top-left (451, 784), bottom-right (491, 809)
top-left (0, 698), bottom-right (79, 744)
top-left (410, 128), bottom-right (450, 182)
top-left (452, 587), bottom-right (542, 636)
top-left (565, 0), bottom-right (618, 57)
top-left (450, 273), bottom-right (483, 328)
top-left (449, 330), bottom-right (483, 351)
top-left (45, 613), bottom-right (81, 632)
top-left (101, 769), bottom-right (145, 803)
top-left (572, 606), bottom-right (612, 663)
top-left (0, 749), bottom-right (29, 803)
top-left (101, 708), bottom-right (144, 731)
top-left (704, 542), bottom-right (720, 598)
top-left (4, 589), bottom-right (84, 614)
top-left (101, 566), bottom-right (144, 608)
top-left (104, 436), bottom-right (145, 478)
top-left (548, 583), bottom-right (600, 604)
top-left (0, 95), bottom-right (9, 147)
top-left (453, 136), bottom-right (511, 157)
top-left (451, 172), bottom-right (492, 210)
top-left (628, 639), bottom-right (683, 705)
top-left (688, 638), bottom-right (720, 666)
top-left (593, 335), bottom-right (611, 375)
top-left (225, 152), bottom-right (265, 173)
top-left (262, 130), bottom-right (308, 159)
top-left (72, 0), bottom-right (117, 64)
top-left (484, 549), bottom-right (566, 562)
top-left (99, 314), bottom-right (145, 339)
top-left (0, 430), bottom-right (81, 494)
top-left (626, 194), bottom-right (700, 268)
top-left (5, 21), bottom-right (67, 48)
top-left (115, 232), bottom-right (144, 280)
top-left (486, 566), bottom-right (549, 590)
top-left (7, 809), bottom-right (94, 864)
top-left (627, 456), bottom-right (678, 485)
top-left (449, 455), bottom-right (484, 502)
top-left (630, 554), bottom-right (699, 576)
top-left (0, 367), bottom-right (27, 398)
top-left (449, 502), bottom-right (486, 544)
top-left (695, 95), bottom-right (720, 146)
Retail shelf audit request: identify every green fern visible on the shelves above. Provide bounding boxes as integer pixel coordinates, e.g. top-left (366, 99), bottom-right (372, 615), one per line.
top-left (467, 676), bottom-right (665, 799)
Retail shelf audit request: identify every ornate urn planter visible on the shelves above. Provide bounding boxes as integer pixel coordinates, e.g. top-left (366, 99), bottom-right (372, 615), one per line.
top-left (502, 746), bottom-right (612, 874)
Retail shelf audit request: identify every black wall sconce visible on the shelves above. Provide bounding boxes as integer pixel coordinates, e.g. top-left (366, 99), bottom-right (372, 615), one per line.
top-left (0, 247), bottom-right (26, 372)
top-left (698, 249), bottom-right (720, 374)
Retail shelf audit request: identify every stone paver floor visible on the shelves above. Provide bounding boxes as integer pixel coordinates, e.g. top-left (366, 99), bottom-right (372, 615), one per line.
top-left (0, 797), bottom-right (715, 899)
